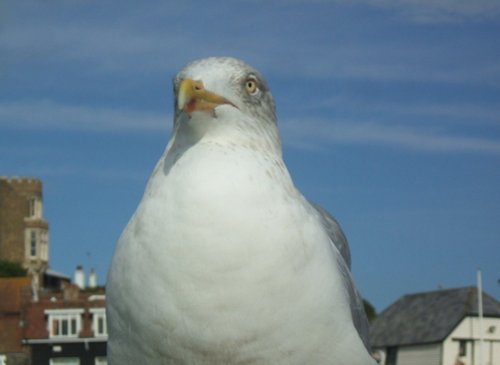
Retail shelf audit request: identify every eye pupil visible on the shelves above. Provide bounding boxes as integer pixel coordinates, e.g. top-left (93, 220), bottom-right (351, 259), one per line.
top-left (246, 79), bottom-right (257, 94)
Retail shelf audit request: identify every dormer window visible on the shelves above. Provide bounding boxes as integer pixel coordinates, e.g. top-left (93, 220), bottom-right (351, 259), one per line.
top-left (90, 308), bottom-right (107, 337)
top-left (45, 309), bottom-right (84, 338)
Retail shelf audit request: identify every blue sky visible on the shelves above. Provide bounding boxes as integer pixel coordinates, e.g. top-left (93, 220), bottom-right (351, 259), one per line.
top-left (1, 0), bottom-right (499, 312)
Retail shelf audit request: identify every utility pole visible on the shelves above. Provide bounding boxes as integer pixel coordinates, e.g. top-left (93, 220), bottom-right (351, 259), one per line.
top-left (477, 269), bottom-right (484, 365)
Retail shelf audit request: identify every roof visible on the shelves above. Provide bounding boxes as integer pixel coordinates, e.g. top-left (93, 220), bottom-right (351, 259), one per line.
top-left (24, 284), bottom-right (106, 339)
top-left (44, 268), bottom-right (70, 280)
top-left (370, 287), bottom-right (500, 348)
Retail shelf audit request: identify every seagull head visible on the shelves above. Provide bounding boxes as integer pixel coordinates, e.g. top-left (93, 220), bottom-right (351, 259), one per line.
top-left (172, 57), bottom-right (279, 151)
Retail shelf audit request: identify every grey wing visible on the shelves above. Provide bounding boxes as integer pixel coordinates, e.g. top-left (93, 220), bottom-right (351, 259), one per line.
top-left (311, 203), bottom-right (372, 352)
top-left (312, 203), bottom-right (351, 268)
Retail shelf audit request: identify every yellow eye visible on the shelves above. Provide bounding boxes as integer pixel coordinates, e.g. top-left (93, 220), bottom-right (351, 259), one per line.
top-left (245, 79), bottom-right (258, 94)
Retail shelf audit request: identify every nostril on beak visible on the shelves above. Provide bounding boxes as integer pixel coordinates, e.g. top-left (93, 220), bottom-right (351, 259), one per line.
top-left (193, 81), bottom-right (204, 91)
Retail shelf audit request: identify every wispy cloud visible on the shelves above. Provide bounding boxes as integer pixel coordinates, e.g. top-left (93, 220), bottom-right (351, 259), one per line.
top-left (301, 95), bottom-right (500, 127)
top-left (2, 0), bottom-right (499, 158)
top-left (23, 164), bottom-right (149, 182)
top-left (348, 0), bottom-right (500, 23)
top-left (3, 0), bottom-right (498, 86)
top-left (0, 161), bottom-right (150, 182)
top-left (2, 98), bottom-right (499, 156)
top-left (0, 100), bottom-right (171, 133)
top-left (272, 0), bottom-right (500, 22)
top-left (282, 118), bottom-right (500, 155)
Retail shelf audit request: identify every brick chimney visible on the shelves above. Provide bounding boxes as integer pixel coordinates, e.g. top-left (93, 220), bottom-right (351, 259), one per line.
top-left (62, 282), bottom-right (80, 301)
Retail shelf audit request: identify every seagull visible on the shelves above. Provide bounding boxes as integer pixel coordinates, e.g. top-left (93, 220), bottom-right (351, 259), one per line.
top-left (107, 57), bottom-right (375, 365)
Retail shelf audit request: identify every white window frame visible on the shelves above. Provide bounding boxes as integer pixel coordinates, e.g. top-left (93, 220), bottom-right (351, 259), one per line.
top-left (30, 230), bottom-right (37, 258)
top-left (90, 308), bottom-right (107, 337)
top-left (40, 230), bottom-right (49, 261)
top-left (45, 309), bottom-right (84, 338)
top-left (25, 228), bottom-right (49, 261)
top-left (29, 197), bottom-right (36, 217)
top-left (49, 358), bottom-right (80, 365)
top-left (28, 196), bottom-right (42, 218)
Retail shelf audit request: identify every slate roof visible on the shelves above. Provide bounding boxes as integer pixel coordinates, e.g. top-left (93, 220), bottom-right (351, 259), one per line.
top-left (370, 287), bottom-right (500, 348)
top-left (44, 268), bottom-right (70, 279)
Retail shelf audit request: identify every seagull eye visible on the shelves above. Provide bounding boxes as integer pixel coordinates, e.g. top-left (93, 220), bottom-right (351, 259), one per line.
top-left (245, 79), bottom-right (258, 95)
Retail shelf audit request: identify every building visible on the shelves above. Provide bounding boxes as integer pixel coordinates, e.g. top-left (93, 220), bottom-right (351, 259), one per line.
top-left (0, 277), bottom-right (107, 365)
top-left (24, 283), bottom-right (107, 365)
top-left (0, 277), bottom-right (31, 365)
top-left (370, 287), bottom-right (500, 365)
top-left (1, 176), bottom-right (105, 364)
top-left (0, 177), bottom-right (49, 285)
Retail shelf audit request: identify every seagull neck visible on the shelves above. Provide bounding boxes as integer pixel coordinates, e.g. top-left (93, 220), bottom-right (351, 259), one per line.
top-left (171, 117), bottom-right (283, 157)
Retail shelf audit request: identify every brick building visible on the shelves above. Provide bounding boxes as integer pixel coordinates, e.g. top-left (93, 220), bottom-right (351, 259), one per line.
top-left (0, 278), bottom-right (107, 365)
top-left (24, 284), bottom-right (107, 365)
top-left (0, 176), bottom-right (104, 364)
top-left (0, 277), bottom-right (32, 365)
top-left (0, 177), bottom-right (49, 283)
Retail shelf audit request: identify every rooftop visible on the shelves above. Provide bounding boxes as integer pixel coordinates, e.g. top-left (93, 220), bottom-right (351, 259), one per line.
top-left (370, 286), bottom-right (500, 348)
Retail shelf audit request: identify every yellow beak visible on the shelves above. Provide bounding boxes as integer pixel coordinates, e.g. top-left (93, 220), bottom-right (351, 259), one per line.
top-left (177, 79), bottom-right (235, 116)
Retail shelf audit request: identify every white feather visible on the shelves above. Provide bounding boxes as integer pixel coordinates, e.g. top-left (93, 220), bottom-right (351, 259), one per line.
top-left (107, 57), bottom-right (375, 365)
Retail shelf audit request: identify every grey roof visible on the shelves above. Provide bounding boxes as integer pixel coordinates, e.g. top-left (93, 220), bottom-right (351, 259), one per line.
top-left (44, 268), bottom-right (70, 280)
top-left (370, 287), bottom-right (500, 348)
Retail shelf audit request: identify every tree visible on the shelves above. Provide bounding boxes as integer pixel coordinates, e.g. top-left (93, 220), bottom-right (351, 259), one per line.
top-left (0, 260), bottom-right (27, 277)
top-left (363, 298), bottom-right (377, 322)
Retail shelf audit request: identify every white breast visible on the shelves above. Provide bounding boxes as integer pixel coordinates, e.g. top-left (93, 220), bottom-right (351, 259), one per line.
top-left (107, 141), bottom-right (372, 365)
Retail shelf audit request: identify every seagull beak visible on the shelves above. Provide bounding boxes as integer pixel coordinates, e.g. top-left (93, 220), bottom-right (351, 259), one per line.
top-left (177, 79), bottom-right (235, 116)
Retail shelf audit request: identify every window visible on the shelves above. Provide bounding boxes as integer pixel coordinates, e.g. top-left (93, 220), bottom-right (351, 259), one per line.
top-left (90, 308), bottom-right (107, 337)
top-left (45, 309), bottom-right (83, 338)
top-left (459, 340), bottom-right (467, 356)
top-left (28, 196), bottom-right (42, 218)
top-left (29, 197), bottom-right (36, 217)
top-left (30, 230), bottom-right (37, 257)
top-left (50, 358), bottom-right (80, 365)
top-left (26, 228), bottom-right (44, 260)
top-left (40, 230), bottom-right (49, 261)
top-left (95, 357), bottom-right (107, 365)
top-left (26, 229), bottom-right (49, 261)
top-left (386, 346), bottom-right (398, 365)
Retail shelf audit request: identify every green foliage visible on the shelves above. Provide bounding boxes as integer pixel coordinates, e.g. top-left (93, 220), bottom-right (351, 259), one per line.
top-left (82, 286), bottom-right (106, 294)
top-left (363, 298), bottom-right (377, 322)
top-left (0, 260), bottom-right (27, 277)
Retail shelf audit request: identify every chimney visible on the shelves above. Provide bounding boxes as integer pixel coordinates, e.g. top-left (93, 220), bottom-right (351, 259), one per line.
top-left (89, 268), bottom-right (97, 288)
top-left (63, 283), bottom-right (80, 301)
top-left (74, 265), bottom-right (85, 289)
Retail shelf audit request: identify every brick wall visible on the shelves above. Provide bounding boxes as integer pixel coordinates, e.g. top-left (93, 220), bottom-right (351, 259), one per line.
top-left (0, 277), bottom-right (31, 353)
top-left (0, 177), bottom-right (49, 274)
top-left (0, 178), bottom-right (32, 263)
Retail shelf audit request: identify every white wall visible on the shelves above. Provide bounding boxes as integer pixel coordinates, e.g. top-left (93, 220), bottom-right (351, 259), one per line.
top-left (442, 316), bottom-right (500, 365)
top-left (396, 343), bottom-right (441, 365)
